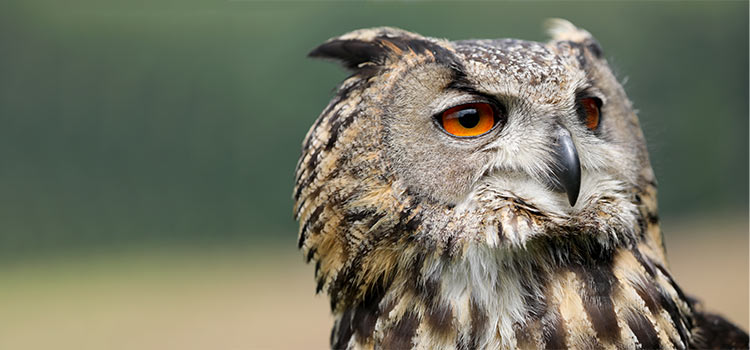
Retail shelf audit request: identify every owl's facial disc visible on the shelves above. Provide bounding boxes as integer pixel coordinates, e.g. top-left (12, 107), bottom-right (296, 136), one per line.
top-left (372, 34), bottom-right (645, 227)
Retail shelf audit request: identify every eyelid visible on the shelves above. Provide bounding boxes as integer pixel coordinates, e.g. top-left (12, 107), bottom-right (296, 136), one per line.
top-left (432, 96), bottom-right (493, 117)
top-left (575, 88), bottom-right (606, 105)
top-left (433, 85), bottom-right (509, 116)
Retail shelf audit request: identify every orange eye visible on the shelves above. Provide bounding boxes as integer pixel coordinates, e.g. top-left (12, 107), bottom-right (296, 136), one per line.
top-left (580, 97), bottom-right (601, 131)
top-left (440, 103), bottom-right (496, 137)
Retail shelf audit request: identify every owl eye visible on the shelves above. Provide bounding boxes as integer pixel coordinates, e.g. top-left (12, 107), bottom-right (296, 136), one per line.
top-left (439, 103), bottom-right (496, 137)
top-left (579, 97), bottom-right (602, 131)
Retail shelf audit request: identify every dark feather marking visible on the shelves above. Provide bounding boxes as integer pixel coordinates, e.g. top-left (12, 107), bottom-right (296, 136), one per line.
top-left (520, 261), bottom-right (548, 320)
top-left (344, 208), bottom-right (377, 224)
top-left (352, 285), bottom-right (383, 343)
top-left (293, 172), bottom-right (313, 202)
top-left (586, 40), bottom-right (603, 59)
top-left (299, 102), bottom-right (339, 174)
top-left (447, 234), bottom-right (459, 258)
top-left (535, 279), bottom-right (566, 349)
top-left (560, 39), bottom-right (604, 67)
top-left (330, 324), bottom-right (335, 349)
top-left (574, 262), bottom-right (621, 343)
top-left (305, 246), bottom-right (317, 263)
top-left (469, 299), bottom-right (488, 349)
top-left (302, 148), bottom-right (321, 181)
top-left (544, 313), bottom-right (567, 350)
top-left (382, 36), bottom-right (462, 68)
top-left (415, 274), bottom-right (439, 307)
top-left (381, 312), bottom-right (419, 350)
top-left (408, 251), bottom-right (449, 335)
top-left (425, 303), bottom-right (454, 337)
top-left (635, 216), bottom-right (647, 239)
top-left (443, 62), bottom-right (473, 95)
top-left (333, 309), bottom-right (354, 350)
top-left (328, 78), bottom-right (366, 113)
top-left (654, 263), bottom-right (692, 312)
top-left (407, 250), bottom-right (427, 289)
top-left (652, 262), bottom-right (694, 344)
top-left (379, 297), bottom-right (397, 318)
top-left (329, 275), bottom-right (351, 310)
top-left (298, 205), bottom-right (325, 248)
top-left (391, 206), bottom-right (421, 235)
top-left (456, 335), bottom-right (470, 350)
top-left (295, 163), bottom-right (333, 204)
top-left (324, 106), bottom-right (361, 151)
top-left (497, 221), bottom-right (505, 243)
top-left (627, 311), bottom-right (660, 350)
top-left (441, 235), bottom-right (456, 260)
top-left (315, 274), bottom-right (325, 294)
top-left (633, 278), bottom-right (660, 313)
top-left (633, 193), bottom-right (643, 205)
top-left (530, 231), bottom-right (614, 269)
top-left (314, 260), bottom-right (329, 294)
top-left (632, 250), bottom-right (692, 343)
top-left (404, 213), bottom-right (422, 232)
top-left (691, 312), bottom-right (749, 349)
top-left (314, 259), bottom-right (321, 275)
top-left (631, 248), bottom-right (656, 277)
top-left (303, 112), bottom-right (324, 152)
top-left (562, 40), bottom-right (588, 68)
top-left (365, 212), bottom-right (387, 232)
top-left (656, 285), bottom-right (690, 345)
top-left (293, 185), bottom-right (322, 218)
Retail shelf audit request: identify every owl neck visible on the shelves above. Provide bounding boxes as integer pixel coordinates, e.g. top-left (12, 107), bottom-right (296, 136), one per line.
top-left (330, 227), bottom-right (695, 350)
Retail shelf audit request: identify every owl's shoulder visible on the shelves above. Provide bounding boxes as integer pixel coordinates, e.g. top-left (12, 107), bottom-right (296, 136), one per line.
top-left (690, 311), bottom-right (749, 349)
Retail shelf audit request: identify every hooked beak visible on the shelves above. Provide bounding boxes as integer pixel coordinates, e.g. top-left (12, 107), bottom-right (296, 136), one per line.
top-left (550, 125), bottom-right (581, 206)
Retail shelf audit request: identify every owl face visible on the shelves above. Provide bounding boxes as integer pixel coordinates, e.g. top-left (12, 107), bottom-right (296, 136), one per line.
top-left (380, 36), bottom-right (646, 220)
top-left (297, 20), bottom-right (655, 264)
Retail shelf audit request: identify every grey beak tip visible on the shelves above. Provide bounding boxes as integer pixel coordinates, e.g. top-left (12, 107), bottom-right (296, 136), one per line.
top-left (567, 188), bottom-right (579, 207)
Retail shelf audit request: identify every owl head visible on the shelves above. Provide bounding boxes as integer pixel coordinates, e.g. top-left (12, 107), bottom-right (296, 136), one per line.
top-left (294, 20), bottom-right (657, 311)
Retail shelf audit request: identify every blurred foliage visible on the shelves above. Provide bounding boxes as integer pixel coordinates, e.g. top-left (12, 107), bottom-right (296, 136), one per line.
top-left (0, 1), bottom-right (747, 259)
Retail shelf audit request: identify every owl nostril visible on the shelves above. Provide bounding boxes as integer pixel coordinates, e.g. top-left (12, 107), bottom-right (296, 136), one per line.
top-left (549, 124), bottom-right (581, 206)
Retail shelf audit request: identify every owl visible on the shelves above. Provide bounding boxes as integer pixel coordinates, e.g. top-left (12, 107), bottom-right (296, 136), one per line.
top-left (293, 20), bottom-right (748, 349)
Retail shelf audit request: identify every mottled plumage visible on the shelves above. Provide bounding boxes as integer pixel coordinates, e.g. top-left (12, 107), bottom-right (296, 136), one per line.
top-left (294, 20), bottom-right (748, 349)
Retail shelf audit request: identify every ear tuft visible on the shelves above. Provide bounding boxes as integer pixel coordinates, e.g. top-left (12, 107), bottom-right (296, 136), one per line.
top-left (545, 19), bottom-right (603, 59)
top-left (308, 27), bottom-right (429, 70)
top-left (308, 38), bottom-right (386, 70)
top-left (545, 19), bottom-right (592, 43)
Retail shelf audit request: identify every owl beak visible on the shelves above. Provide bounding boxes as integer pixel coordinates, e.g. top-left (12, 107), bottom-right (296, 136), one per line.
top-left (550, 125), bottom-right (581, 207)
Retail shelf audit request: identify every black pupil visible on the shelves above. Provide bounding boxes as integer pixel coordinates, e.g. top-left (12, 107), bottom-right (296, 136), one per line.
top-left (457, 108), bottom-right (480, 128)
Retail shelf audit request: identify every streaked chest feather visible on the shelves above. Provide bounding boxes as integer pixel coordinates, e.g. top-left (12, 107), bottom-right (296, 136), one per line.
top-left (332, 244), bottom-right (692, 350)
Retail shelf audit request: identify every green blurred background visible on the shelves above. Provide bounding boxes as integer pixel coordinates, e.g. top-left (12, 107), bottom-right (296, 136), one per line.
top-left (1, 1), bottom-right (747, 349)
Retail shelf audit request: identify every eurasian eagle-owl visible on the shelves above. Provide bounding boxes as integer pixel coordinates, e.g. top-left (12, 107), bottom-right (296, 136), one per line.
top-left (293, 20), bottom-right (748, 349)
